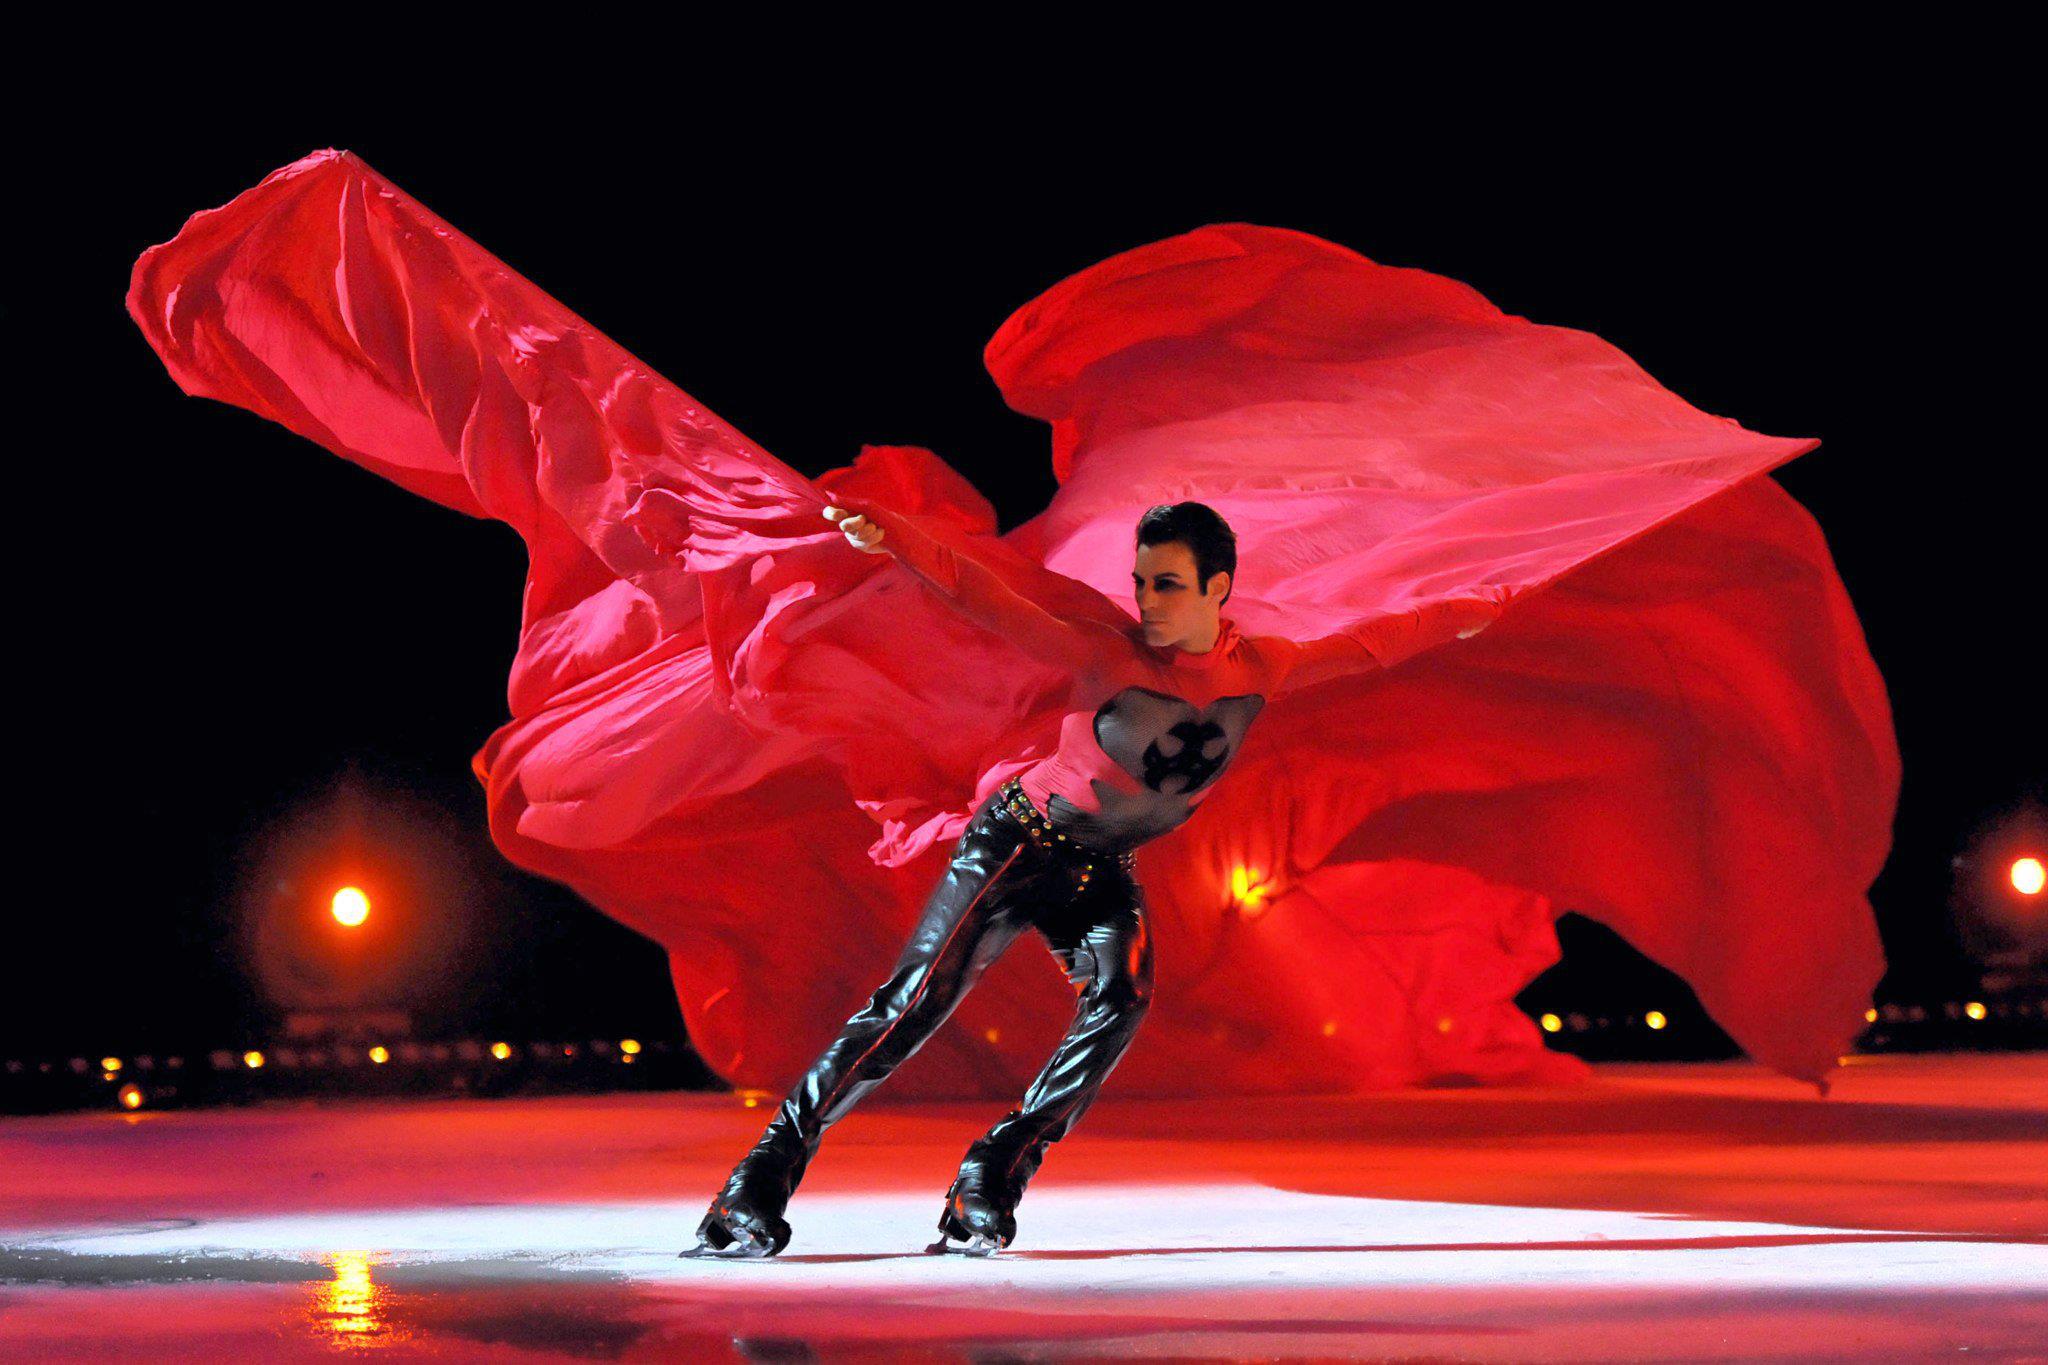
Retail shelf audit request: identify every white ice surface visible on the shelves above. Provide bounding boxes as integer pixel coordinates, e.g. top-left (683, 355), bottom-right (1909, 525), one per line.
top-left (10, 1183), bottom-right (2040, 1293)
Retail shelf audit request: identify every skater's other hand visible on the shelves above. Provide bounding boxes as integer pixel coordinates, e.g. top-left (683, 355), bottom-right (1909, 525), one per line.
top-left (823, 505), bottom-right (889, 555)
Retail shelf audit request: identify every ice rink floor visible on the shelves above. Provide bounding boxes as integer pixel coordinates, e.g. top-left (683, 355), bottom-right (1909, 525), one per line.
top-left (3, 1054), bottom-right (2044, 1360)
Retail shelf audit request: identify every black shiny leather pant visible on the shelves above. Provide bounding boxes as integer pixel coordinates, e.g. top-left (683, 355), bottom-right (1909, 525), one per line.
top-left (721, 778), bottom-right (1154, 1217)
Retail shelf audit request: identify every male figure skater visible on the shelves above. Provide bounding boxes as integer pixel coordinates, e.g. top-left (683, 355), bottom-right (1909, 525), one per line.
top-left (685, 497), bottom-right (1486, 1258)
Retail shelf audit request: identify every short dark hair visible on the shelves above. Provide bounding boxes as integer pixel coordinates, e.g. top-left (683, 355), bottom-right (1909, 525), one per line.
top-left (1135, 502), bottom-right (1237, 606)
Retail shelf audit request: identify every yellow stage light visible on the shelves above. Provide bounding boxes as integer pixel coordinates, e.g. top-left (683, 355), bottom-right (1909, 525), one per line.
top-left (1539, 1013), bottom-right (1563, 1032)
top-left (100, 1056), bottom-right (121, 1073)
top-left (1964, 1001), bottom-right (1987, 1020)
top-left (242, 1050), bottom-right (265, 1069)
top-left (1864, 1007), bottom-right (1879, 1023)
top-left (490, 1042), bottom-right (512, 1061)
top-left (118, 1084), bottom-right (144, 1110)
top-left (2012, 857), bottom-right (2045, 896)
top-left (619, 1038), bottom-right (642, 1056)
top-left (367, 1046), bottom-right (389, 1065)
top-left (1229, 865), bottom-right (1274, 917)
top-left (331, 886), bottom-right (370, 927)
top-left (1645, 1010), bottom-right (1668, 1030)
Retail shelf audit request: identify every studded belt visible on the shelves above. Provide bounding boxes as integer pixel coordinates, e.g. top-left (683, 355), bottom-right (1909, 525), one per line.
top-left (998, 777), bottom-right (1138, 888)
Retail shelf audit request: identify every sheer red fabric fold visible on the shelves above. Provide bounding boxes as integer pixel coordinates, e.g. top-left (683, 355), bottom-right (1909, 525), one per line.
top-left (129, 150), bottom-right (1898, 1095)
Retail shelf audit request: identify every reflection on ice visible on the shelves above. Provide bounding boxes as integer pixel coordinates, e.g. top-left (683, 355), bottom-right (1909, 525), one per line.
top-left (310, 1250), bottom-right (399, 1349)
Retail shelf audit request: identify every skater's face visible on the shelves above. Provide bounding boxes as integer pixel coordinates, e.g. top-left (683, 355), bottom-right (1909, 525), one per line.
top-left (1133, 540), bottom-right (1230, 651)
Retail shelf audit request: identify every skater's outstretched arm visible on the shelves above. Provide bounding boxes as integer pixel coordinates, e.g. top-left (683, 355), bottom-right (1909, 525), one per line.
top-left (823, 498), bottom-right (1138, 678)
top-left (1261, 631), bottom-right (1386, 698)
top-left (1265, 596), bottom-right (1499, 698)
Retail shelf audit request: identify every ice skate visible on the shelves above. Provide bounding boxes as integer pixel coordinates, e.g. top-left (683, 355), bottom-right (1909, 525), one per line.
top-left (680, 1139), bottom-right (803, 1259)
top-left (680, 1191), bottom-right (793, 1259)
top-left (923, 1166), bottom-right (1022, 1256)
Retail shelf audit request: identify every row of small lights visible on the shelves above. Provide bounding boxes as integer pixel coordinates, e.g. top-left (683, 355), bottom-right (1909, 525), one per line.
top-left (15, 998), bottom-right (2043, 1089)
top-left (5, 1039), bottom-right (657, 1111)
top-left (14, 998), bottom-right (2044, 1114)
top-left (1529, 998), bottom-right (2043, 1036)
top-left (1538, 1010), bottom-right (1671, 1034)
top-left (216, 1037), bottom-right (650, 1071)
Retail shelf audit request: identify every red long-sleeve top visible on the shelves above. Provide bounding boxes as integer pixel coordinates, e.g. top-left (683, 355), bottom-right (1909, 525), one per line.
top-left (844, 500), bottom-right (1390, 853)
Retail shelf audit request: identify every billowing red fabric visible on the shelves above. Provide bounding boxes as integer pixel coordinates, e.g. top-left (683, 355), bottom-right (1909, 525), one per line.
top-left (129, 150), bottom-right (1899, 1096)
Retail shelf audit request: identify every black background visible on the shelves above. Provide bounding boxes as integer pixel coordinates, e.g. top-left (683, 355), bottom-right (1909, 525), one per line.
top-left (9, 54), bottom-right (2040, 1062)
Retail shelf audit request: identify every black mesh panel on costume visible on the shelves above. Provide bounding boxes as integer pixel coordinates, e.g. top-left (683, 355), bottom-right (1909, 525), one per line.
top-left (1044, 686), bottom-right (1267, 851)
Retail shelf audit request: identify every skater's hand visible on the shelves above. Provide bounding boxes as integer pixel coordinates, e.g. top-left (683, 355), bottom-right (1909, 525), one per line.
top-left (823, 504), bottom-right (890, 555)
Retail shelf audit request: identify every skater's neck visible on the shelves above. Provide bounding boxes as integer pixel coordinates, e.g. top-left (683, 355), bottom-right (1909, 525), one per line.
top-left (1147, 615), bottom-right (1236, 666)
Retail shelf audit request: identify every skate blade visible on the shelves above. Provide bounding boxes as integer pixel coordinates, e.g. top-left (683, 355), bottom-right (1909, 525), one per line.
top-left (924, 1233), bottom-right (1003, 1257)
top-left (680, 1226), bottom-right (777, 1259)
top-left (679, 1241), bottom-right (775, 1260)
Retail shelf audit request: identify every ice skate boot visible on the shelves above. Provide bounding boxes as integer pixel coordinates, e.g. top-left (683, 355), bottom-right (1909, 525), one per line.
top-left (924, 1172), bottom-right (1014, 1256)
top-left (680, 1131), bottom-right (805, 1259)
top-left (680, 1190), bottom-right (792, 1259)
top-left (923, 1134), bottom-right (1045, 1256)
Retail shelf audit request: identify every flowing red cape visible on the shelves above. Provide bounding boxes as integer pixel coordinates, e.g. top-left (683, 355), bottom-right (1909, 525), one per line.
top-left (129, 150), bottom-right (1899, 1096)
